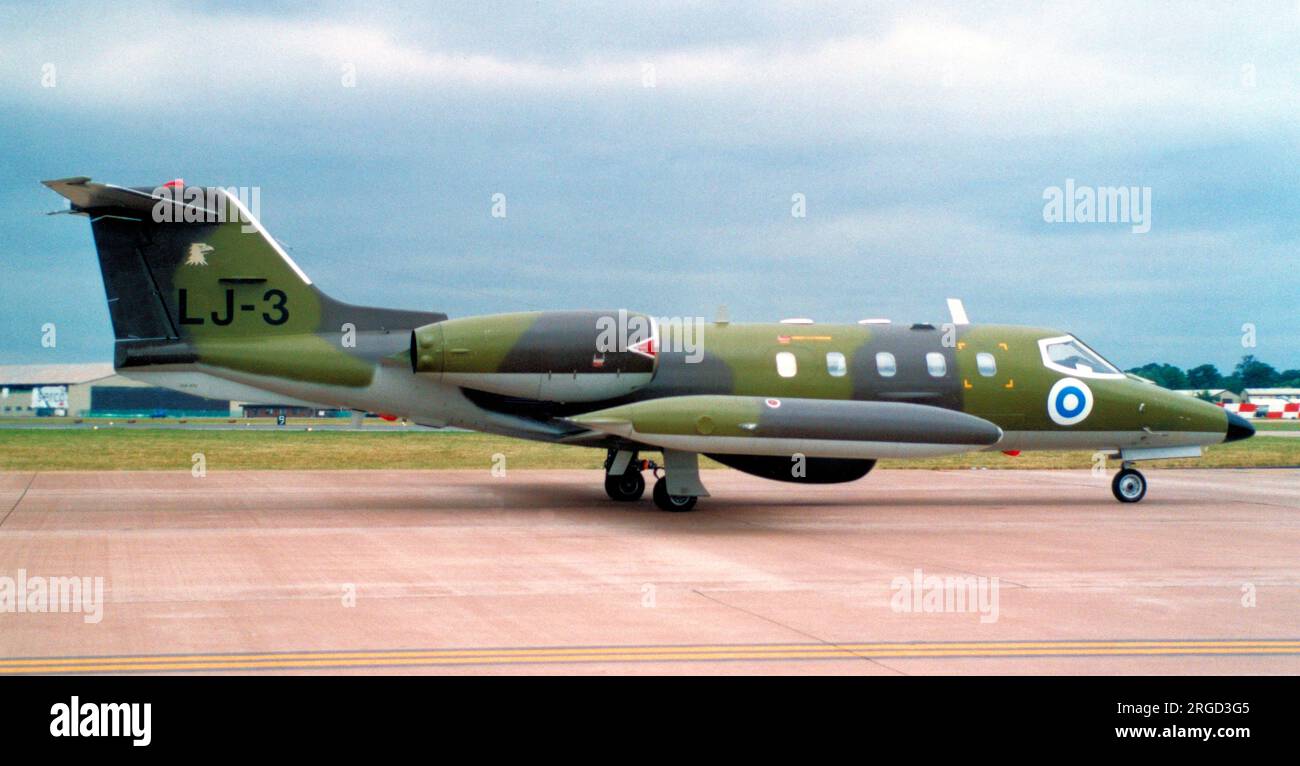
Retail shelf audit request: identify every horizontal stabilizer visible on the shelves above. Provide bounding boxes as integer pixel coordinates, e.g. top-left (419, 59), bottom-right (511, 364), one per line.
top-left (42, 177), bottom-right (220, 220)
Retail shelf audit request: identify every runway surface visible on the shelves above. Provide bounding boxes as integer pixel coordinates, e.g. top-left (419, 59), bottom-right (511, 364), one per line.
top-left (1, 468), bottom-right (1297, 675)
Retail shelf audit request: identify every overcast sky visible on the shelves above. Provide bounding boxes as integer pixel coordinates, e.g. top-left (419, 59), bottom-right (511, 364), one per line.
top-left (2, 1), bottom-right (1296, 371)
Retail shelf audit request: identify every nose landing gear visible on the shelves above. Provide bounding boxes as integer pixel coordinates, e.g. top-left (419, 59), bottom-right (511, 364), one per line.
top-left (1111, 464), bottom-right (1147, 503)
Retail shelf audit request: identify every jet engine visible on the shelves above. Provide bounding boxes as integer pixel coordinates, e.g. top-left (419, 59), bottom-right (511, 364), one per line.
top-left (411, 310), bottom-right (656, 403)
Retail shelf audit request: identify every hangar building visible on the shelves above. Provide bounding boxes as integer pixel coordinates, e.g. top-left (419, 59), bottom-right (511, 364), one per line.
top-left (0, 363), bottom-right (230, 417)
top-left (0, 364), bottom-right (347, 418)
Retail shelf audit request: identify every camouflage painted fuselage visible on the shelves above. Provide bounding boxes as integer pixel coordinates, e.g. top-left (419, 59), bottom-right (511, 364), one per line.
top-left (45, 177), bottom-right (1239, 466)
top-left (410, 311), bottom-right (1231, 456)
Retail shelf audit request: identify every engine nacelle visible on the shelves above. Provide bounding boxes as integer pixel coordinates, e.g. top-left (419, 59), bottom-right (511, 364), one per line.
top-left (411, 310), bottom-right (656, 403)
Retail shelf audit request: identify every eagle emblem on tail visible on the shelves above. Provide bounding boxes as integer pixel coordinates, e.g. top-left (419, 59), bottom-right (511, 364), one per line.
top-left (185, 243), bottom-right (214, 266)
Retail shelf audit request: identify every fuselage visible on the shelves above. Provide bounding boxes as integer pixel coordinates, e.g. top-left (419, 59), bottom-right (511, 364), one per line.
top-left (124, 309), bottom-right (1238, 459)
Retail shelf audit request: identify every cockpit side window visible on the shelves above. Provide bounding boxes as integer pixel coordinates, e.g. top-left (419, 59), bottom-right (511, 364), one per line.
top-left (1037, 335), bottom-right (1124, 379)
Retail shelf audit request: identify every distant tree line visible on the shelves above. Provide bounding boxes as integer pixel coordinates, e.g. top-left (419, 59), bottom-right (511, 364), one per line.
top-left (1125, 356), bottom-right (1300, 394)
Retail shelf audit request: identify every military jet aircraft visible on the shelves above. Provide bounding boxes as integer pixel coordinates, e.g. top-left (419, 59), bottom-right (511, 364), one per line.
top-left (44, 178), bottom-right (1254, 510)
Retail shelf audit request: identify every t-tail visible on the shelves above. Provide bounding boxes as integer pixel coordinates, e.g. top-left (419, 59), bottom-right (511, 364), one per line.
top-left (43, 177), bottom-right (444, 390)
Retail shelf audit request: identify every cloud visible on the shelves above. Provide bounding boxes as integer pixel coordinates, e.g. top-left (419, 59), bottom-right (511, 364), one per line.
top-left (2, 1), bottom-right (1297, 369)
top-left (3, 2), bottom-right (1294, 145)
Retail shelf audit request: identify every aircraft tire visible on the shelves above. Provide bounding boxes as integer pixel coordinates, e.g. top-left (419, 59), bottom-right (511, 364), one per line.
top-left (604, 470), bottom-right (645, 502)
top-left (1111, 468), bottom-right (1147, 503)
top-left (652, 477), bottom-right (698, 512)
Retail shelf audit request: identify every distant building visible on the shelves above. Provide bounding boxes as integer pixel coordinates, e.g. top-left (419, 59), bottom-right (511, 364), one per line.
top-left (240, 405), bottom-right (345, 418)
top-left (1238, 388), bottom-right (1300, 420)
top-left (1172, 388), bottom-right (1241, 404)
top-left (1243, 388), bottom-right (1300, 402)
top-left (0, 363), bottom-right (232, 417)
top-left (0, 363), bottom-right (346, 418)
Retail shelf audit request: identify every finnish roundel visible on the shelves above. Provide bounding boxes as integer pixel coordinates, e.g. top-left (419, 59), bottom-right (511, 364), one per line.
top-left (1047, 377), bottom-right (1093, 426)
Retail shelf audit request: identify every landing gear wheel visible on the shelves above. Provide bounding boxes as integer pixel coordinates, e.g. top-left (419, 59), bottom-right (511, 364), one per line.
top-left (604, 470), bottom-right (645, 502)
top-left (652, 477), bottom-right (698, 512)
top-left (1111, 467), bottom-right (1147, 503)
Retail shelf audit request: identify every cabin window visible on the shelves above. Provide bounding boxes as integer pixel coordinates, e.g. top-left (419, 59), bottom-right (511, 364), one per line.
top-left (926, 352), bottom-right (947, 377)
top-left (825, 352), bottom-right (846, 377)
top-left (775, 351), bottom-right (798, 378)
top-left (977, 352), bottom-right (997, 377)
top-left (875, 352), bottom-right (896, 377)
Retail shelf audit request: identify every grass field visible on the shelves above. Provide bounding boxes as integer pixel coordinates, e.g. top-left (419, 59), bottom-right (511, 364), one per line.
top-left (0, 427), bottom-right (1296, 471)
top-left (1253, 420), bottom-right (1300, 430)
top-left (0, 416), bottom-right (414, 427)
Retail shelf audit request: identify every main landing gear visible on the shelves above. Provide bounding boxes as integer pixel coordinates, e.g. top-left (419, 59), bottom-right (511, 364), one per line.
top-left (603, 449), bottom-right (705, 511)
top-left (603, 464), bottom-right (646, 501)
top-left (652, 477), bottom-right (698, 512)
top-left (1111, 463), bottom-right (1147, 503)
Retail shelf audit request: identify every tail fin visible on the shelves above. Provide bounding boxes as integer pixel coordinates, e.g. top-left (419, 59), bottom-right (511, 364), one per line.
top-left (44, 177), bottom-right (322, 343)
top-left (44, 177), bottom-right (445, 369)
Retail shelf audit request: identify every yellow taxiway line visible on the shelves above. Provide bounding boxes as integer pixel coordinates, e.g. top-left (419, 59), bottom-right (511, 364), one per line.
top-left (3, 639), bottom-right (1298, 674)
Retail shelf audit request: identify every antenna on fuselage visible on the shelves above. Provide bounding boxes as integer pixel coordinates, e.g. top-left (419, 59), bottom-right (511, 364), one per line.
top-left (946, 298), bottom-right (970, 326)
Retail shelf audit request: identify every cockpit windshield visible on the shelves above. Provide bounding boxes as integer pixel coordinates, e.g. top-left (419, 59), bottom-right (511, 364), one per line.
top-left (1038, 335), bottom-right (1124, 378)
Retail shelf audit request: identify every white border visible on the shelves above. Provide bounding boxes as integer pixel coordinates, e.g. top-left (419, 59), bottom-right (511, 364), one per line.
top-left (220, 188), bottom-right (313, 285)
top-left (1037, 335), bottom-right (1125, 379)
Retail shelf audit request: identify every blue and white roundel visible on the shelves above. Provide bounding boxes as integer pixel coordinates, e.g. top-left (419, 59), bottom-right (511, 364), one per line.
top-left (1047, 377), bottom-right (1093, 426)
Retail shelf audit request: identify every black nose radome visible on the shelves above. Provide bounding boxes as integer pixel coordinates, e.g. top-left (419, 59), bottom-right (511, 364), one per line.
top-left (1225, 411), bottom-right (1255, 443)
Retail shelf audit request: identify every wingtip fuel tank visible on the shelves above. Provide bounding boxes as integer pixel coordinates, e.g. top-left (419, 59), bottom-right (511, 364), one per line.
top-left (570, 395), bottom-right (1003, 459)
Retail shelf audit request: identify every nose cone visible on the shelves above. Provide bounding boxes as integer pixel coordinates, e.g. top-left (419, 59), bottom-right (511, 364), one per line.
top-left (1225, 411), bottom-right (1255, 443)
